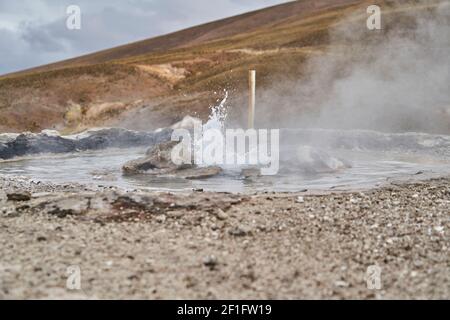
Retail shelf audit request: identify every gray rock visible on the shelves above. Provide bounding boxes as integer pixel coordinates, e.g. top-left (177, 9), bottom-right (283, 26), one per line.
top-left (123, 140), bottom-right (222, 179)
top-left (216, 209), bottom-right (228, 221)
top-left (123, 141), bottom-right (182, 174)
top-left (0, 128), bottom-right (173, 160)
top-left (171, 116), bottom-right (202, 130)
top-left (2, 133), bottom-right (77, 160)
top-left (241, 168), bottom-right (261, 178)
top-left (229, 225), bottom-right (251, 237)
top-left (280, 146), bottom-right (350, 174)
top-left (177, 166), bottom-right (222, 180)
top-left (74, 128), bottom-right (173, 151)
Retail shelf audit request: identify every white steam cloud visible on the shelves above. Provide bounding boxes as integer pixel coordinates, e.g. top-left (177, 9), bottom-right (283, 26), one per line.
top-left (257, 0), bottom-right (450, 134)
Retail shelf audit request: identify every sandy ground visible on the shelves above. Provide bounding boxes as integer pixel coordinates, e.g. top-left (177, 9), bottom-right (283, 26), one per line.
top-left (0, 175), bottom-right (448, 300)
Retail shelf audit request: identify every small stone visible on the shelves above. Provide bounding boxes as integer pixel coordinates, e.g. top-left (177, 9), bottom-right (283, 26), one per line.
top-left (434, 226), bottom-right (444, 234)
top-left (334, 280), bottom-right (349, 288)
top-left (203, 255), bottom-right (219, 269)
top-left (241, 168), bottom-right (261, 178)
top-left (229, 225), bottom-right (251, 237)
top-left (168, 211), bottom-right (184, 219)
top-left (156, 215), bottom-right (167, 223)
top-left (216, 209), bottom-right (228, 221)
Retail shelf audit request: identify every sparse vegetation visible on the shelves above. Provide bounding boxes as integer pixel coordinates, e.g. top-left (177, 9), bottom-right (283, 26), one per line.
top-left (0, 0), bottom-right (443, 132)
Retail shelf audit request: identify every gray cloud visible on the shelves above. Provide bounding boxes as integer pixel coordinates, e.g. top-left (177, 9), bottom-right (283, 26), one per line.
top-left (0, 0), bottom-right (288, 75)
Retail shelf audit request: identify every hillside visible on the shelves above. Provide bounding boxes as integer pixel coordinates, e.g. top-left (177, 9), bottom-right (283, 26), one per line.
top-left (0, 0), bottom-right (444, 133)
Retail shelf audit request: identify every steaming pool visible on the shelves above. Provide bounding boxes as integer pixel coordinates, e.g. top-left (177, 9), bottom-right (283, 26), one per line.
top-left (1, 129), bottom-right (449, 193)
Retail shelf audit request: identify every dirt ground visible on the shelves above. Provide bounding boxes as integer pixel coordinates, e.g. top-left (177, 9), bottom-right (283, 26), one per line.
top-left (0, 174), bottom-right (448, 300)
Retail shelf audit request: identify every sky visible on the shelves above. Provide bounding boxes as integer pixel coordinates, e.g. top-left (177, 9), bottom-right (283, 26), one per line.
top-left (0, 0), bottom-right (288, 75)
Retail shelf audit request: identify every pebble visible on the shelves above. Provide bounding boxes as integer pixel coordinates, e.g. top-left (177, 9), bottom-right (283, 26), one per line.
top-left (296, 196), bottom-right (305, 203)
top-left (203, 255), bottom-right (219, 269)
top-left (156, 215), bottom-right (167, 223)
top-left (334, 280), bottom-right (350, 288)
top-left (229, 226), bottom-right (251, 237)
top-left (216, 209), bottom-right (228, 221)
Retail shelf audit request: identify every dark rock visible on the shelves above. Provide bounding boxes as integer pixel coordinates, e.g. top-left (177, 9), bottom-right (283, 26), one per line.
top-left (7, 192), bottom-right (31, 202)
top-left (4, 134), bottom-right (77, 159)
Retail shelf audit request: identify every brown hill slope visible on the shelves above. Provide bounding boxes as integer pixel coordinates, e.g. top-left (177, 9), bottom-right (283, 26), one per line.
top-left (6, 0), bottom-right (361, 76)
top-left (0, 0), bottom-right (441, 133)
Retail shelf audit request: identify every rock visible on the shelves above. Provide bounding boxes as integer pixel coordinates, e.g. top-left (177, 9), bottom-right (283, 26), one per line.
top-left (294, 146), bottom-right (350, 173)
top-left (334, 280), bottom-right (350, 288)
top-left (90, 171), bottom-right (117, 181)
top-left (241, 168), bottom-right (261, 178)
top-left (296, 196), bottom-right (305, 203)
top-left (171, 116), bottom-right (202, 130)
top-left (74, 127), bottom-right (172, 151)
top-left (123, 141), bottom-right (222, 179)
top-left (216, 209), bottom-right (228, 221)
top-left (123, 141), bottom-right (181, 175)
top-left (229, 225), bottom-right (251, 237)
top-left (434, 226), bottom-right (444, 234)
top-left (177, 166), bottom-right (222, 180)
top-left (145, 140), bottom-right (179, 157)
top-left (203, 255), bottom-right (219, 270)
top-left (3, 133), bottom-right (77, 160)
top-left (0, 128), bottom-right (172, 160)
top-left (7, 192), bottom-right (31, 202)
top-left (155, 215), bottom-right (167, 223)
top-left (41, 130), bottom-right (60, 137)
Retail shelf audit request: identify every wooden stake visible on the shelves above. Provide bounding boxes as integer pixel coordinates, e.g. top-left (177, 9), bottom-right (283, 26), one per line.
top-left (248, 70), bottom-right (256, 129)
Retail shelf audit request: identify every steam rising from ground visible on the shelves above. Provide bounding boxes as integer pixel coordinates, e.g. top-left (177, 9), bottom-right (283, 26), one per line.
top-left (257, 0), bottom-right (450, 134)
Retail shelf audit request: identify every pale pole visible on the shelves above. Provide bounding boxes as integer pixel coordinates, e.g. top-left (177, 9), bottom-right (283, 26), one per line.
top-left (248, 70), bottom-right (256, 129)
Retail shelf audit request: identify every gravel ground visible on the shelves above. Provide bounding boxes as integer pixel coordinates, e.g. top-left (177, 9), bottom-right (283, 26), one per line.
top-left (0, 175), bottom-right (449, 299)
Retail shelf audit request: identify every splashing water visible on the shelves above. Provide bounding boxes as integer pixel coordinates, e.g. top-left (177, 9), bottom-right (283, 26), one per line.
top-left (194, 89), bottom-right (262, 169)
top-left (192, 90), bottom-right (229, 167)
top-left (203, 89), bottom-right (229, 132)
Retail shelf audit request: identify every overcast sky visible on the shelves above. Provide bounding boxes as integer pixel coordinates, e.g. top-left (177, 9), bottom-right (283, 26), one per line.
top-left (0, 0), bottom-right (288, 75)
